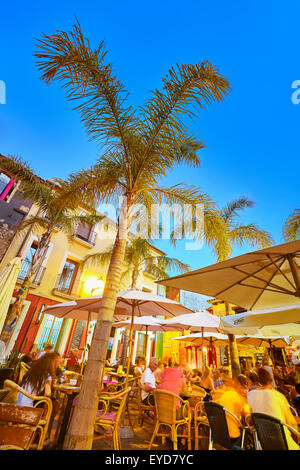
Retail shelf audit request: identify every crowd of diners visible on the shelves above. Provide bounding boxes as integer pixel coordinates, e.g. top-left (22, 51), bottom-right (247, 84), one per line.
top-left (134, 356), bottom-right (300, 450)
top-left (6, 343), bottom-right (300, 450)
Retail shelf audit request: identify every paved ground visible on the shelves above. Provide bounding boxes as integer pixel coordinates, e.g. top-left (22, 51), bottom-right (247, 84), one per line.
top-left (91, 401), bottom-right (209, 451)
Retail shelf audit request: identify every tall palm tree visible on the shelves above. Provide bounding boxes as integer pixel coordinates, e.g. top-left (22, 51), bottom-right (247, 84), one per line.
top-left (0, 155), bottom-right (103, 341)
top-left (84, 236), bottom-right (190, 289)
top-left (283, 209), bottom-right (300, 241)
top-left (84, 237), bottom-right (190, 365)
top-left (219, 197), bottom-right (274, 377)
top-left (34, 20), bottom-right (231, 449)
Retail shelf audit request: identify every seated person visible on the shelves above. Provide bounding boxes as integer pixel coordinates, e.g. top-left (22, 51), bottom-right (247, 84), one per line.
top-left (66, 348), bottom-right (80, 372)
top-left (17, 351), bottom-right (61, 447)
top-left (248, 368), bottom-right (299, 450)
top-left (134, 357), bottom-right (145, 378)
top-left (140, 357), bottom-right (158, 405)
top-left (160, 362), bottom-right (188, 418)
top-left (215, 374), bottom-right (250, 447)
top-left (292, 383), bottom-right (300, 414)
top-left (189, 368), bottom-right (202, 384)
top-left (212, 369), bottom-right (224, 390)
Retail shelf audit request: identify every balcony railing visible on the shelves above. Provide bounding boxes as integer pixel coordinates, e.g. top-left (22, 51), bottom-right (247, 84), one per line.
top-left (17, 258), bottom-right (46, 286)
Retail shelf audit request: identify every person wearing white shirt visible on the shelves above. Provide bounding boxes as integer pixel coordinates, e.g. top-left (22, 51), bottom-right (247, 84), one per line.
top-left (248, 368), bottom-right (299, 450)
top-left (140, 357), bottom-right (158, 404)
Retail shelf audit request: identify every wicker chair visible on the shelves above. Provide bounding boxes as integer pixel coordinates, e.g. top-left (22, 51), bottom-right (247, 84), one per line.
top-left (94, 387), bottom-right (131, 450)
top-left (3, 380), bottom-right (52, 450)
top-left (247, 412), bottom-right (300, 450)
top-left (194, 399), bottom-right (209, 450)
top-left (148, 389), bottom-right (192, 450)
top-left (0, 402), bottom-right (44, 450)
top-left (137, 383), bottom-right (155, 427)
top-left (204, 401), bottom-right (247, 450)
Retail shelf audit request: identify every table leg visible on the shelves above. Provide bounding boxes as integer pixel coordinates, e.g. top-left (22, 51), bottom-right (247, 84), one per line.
top-left (55, 392), bottom-right (76, 449)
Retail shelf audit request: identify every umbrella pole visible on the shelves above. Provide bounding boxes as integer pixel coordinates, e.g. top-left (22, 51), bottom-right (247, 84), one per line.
top-left (201, 327), bottom-right (204, 368)
top-left (125, 305), bottom-right (135, 387)
top-left (209, 337), bottom-right (214, 369)
top-left (144, 326), bottom-right (148, 360)
top-left (80, 312), bottom-right (90, 376)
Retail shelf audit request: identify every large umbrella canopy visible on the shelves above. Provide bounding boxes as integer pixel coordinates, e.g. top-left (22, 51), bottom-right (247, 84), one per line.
top-left (112, 315), bottom-right (170, 332)
top-left (171, 331), bottom-right (233, 346)
top-left (45, 288), bottom-right (192, 319)
top-left (235, 335), bottom-right (289, 348)
top-left (220, 305), bottom-right (300, 335)
top-left (158, 240), bottom-right (300, 311)
top-left (159, 310), bottom-right (221, 333)
top-left (0, 257), bottom-right (22, 334)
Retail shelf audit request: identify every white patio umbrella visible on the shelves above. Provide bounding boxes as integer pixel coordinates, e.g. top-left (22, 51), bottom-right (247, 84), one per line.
top-left (46, 288), bottom-right (193, 383)
top-left (0, 257), bottom-right (22, 335)
top-left (219, 304), bottom-right (300, 335)
top-left (171, 331), bottom-right (232, 346)
top-left (235, 335), bottom-right (289, 348)
top-left (159, 310), bottom-right (221, 332)
top-left (158, 240), bottom-right (300, 311)
top-left (160, 310), bottom-right (221, 365)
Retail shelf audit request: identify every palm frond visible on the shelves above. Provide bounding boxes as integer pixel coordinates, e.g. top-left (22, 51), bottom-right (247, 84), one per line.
top-left (221, 197), bottom-right (255, 224)
top-left (229, 224), bottom-right (274, 249)
top-left (283, 209), bottom-right (300, 241)
top-left (34, 20), bottom-right (137, 156)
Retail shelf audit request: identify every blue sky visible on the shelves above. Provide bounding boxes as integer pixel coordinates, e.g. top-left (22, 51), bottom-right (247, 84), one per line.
top-left (1, 0), bottom-right (299, 274)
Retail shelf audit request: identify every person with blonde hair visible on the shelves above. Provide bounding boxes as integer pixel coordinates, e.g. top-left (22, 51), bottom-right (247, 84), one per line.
top-left (198, 365), bottom-right (214, 401)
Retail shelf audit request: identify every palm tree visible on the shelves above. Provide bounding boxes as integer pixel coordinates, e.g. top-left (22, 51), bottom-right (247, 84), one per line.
top-left (84, 236), bottom-right (190, 289)
top-left (283, 209), bottom-right (300, 241)
top-left (219, 197), bottom-right (274, 378)
top-left (0, 155), bottom-right (103, 341)
top-left (84, 237), bottom-right (190, 365)
top-left (34, 20), bottom-right (231, 449)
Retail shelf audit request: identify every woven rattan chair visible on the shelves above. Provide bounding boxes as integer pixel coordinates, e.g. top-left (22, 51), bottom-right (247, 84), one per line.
top-left (137, 383), bottom-right (155, 427)
top-left (204, 401), bottom-right (247, 450)
top-left (3, 380), bottom-right (52, 450)
top-left (0, 402), bottom-right (44, 450)
top-left (148, 389), bottom-right (192, 450)
top-left (248, 412), bottom-right (300, 450)
top-left (194, 399), bottom-right (209, 450)
top-left (94, 387), bottom-right (131, 450)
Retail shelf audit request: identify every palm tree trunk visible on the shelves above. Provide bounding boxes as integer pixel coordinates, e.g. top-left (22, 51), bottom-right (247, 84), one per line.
top-left (225, 301), bottom-right (241, 379)
top-left (64, 198), bottom-right (131, 450)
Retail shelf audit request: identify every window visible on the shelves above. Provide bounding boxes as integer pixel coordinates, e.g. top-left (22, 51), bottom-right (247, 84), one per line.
top-left (76, 221), bottom-right (93, 242)
top-left (0, 172), bottom-right (16, 201)
top-left (57, 259), bottom-right (79, 294)
top-left (18, 243), bottom-right (38, 281)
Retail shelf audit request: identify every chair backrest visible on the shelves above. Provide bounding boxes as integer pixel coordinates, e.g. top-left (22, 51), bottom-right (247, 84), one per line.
top-left (114, 387), bottom-right (131, 426)
top-left (0, 402), bottom-right (43, 450)
top-left (153, 389), bottom-right (178, 425)
top-left (250, 412), bottom-right (289, 450)
top-left (204, 402), bottom-right (233, 450)
top-left (3, 380), bottom-right (52, 423)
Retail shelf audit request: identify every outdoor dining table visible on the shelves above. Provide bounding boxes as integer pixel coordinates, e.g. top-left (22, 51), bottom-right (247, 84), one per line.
top-left (53, 383), bottom-right (81, 449)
